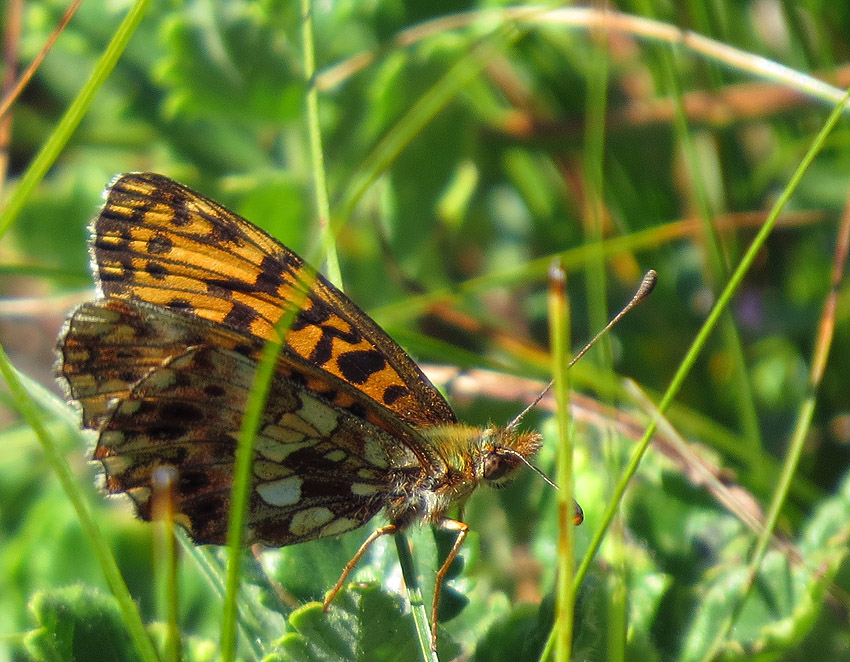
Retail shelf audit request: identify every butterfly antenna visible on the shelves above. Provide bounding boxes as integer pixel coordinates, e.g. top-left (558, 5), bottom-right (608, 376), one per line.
top-left (503, 448), bottom-right (558, 489)
top-left (507, 269), bottom-right (657, 430)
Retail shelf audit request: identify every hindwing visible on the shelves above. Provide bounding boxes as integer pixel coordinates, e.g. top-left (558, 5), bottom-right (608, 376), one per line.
top-left (58, 298), bottom-right (432, 545)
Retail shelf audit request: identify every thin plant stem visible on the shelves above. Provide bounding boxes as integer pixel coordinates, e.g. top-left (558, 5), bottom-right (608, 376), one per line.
top-left (221, 335), bottom-right (284, 662)
top-left (153, 467), bottom-right (181, 662)
top-left (657, 31), bottom-right (764, 469)
top-left (300, 0), bottom-right (342, 288)
top-left (548, 262), bottom-right (575, 662)
top-left (394, 533), bottom-right (438, 662)
top-left (0, 0), bottom-right (84, 121)
top-left (318, 7), bottom-right (849, 110)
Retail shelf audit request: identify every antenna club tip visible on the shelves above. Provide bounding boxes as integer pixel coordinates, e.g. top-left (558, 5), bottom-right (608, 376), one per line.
top-left (640, 270), bottom-right (658, 296)
top-left (573, 499), bottom-right (584, 525)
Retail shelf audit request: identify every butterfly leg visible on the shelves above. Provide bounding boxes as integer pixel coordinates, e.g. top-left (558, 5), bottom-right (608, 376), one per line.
top-left (323, 524), bottom-right (398, 611)
top-left (430, 518), bottom-right (469, 649)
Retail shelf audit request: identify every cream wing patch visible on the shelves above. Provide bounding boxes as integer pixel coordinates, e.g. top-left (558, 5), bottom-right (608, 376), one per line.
top-left (296, 395), bottom-right (340, 436)
top-left (257, 475), bottom-right (303, 506)
top-left (290, 507), bottom-right (334, 536)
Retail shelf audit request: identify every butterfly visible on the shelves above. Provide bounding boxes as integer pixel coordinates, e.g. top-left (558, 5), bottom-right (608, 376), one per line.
top-left (56, 173), bottom-right (581, 647)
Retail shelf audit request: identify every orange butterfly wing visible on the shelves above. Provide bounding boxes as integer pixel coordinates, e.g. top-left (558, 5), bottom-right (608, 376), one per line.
top-left (91, 173), bottom-right (456, 428)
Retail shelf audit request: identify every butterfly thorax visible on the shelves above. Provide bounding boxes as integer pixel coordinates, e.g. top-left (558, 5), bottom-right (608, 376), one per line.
top-left (384, 424), bottom-right (542, 529)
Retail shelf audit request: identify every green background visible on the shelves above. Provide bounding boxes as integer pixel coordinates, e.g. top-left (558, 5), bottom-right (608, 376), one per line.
top-left (2, 1), bottom-right (850, 660)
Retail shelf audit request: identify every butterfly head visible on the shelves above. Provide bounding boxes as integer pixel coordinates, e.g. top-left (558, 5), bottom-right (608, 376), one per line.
top-left (476, 426), bottom-right (544, 489)
top-left (475, 427), bottom-right (582, 524)
top-left (425, 424), bottom-right (545, 490)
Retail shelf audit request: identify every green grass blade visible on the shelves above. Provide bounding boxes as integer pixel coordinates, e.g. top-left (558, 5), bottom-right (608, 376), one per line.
top-left (301, 0), bottom-right (342, 288)
top-left (548, 262), bottom-right (575, 662)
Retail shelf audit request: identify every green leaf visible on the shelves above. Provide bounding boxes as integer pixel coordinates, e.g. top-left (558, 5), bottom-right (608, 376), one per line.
top-left (472, 598), bottom-right (552, 662)
top-left (274, 585), bottom-right (460, 662)
top-left (680, 468), bottom-right (850, 661)
top-left (158, 1), bottom-right (303, 122)
top-left (23, 586), bottom-right (138, 662)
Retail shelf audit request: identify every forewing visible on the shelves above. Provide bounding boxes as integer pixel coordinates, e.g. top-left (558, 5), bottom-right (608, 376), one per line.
top-left (91, 173), bottom-right (456, 427)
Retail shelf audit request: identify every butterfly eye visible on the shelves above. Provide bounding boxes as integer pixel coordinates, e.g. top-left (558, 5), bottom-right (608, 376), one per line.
top-left (482, 453), bottom-right (512, 482)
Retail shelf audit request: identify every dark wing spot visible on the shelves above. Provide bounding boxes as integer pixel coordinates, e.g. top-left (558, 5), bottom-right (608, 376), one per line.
top-left (170, 202), bottom-right (192, 226)
top-left (207, 216), bottom-right (242, 245)
top-left (255, 255), bottom-right (284, 295)
top-left (149, 424), bottom-right (187, 441)
top-left (158, 402), bottom-right (204, 422)
top-left (291, 295), bottom-right (332, 327)
top-left (145, 261), bottom-right (168, 279)
top-left (170, 370), bottom-right (193, 388)
top-left (382, 385), bottom-right (409, 406)
top-left (184, 332), bottom-right (206, 346)
top-left (147, 233), bottom-right (173, 254)
top-left (184, 494), bottom-right (229, 544)
top-left (233, 342), bottom-right (256, 357)
top-left (166, 298), bottom-right (195, 313)
top-left (223, 301), bottom-right (259, 329)
top-left (204, 384), bottom-right (227, 397)
top-left (299, 477), bottom-right (353, 499)
top-left (292, 295), bottom-right (362, 366)
top-left (336, 350), bottom-right (386, 385)
top-left (154, 446), bottom-right (190, 465)
top-left (179, 470), bottom-right (210, 491)
top-left (133, 401), bottom-right (157, 417)
top-left (309, 332), bottom-right (333, 366)
top-left (129, 206), bottom-right (148, 226)
top-left (287, 370), bottom-right (308, 387)
top-left (203, 277), bottom-right (252, 296)
top-left (345, 400), bottom-right (367, 419)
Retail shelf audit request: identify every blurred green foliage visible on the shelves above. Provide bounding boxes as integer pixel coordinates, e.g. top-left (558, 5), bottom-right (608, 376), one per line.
top-left (3, 0), bottom-right (850, 660)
